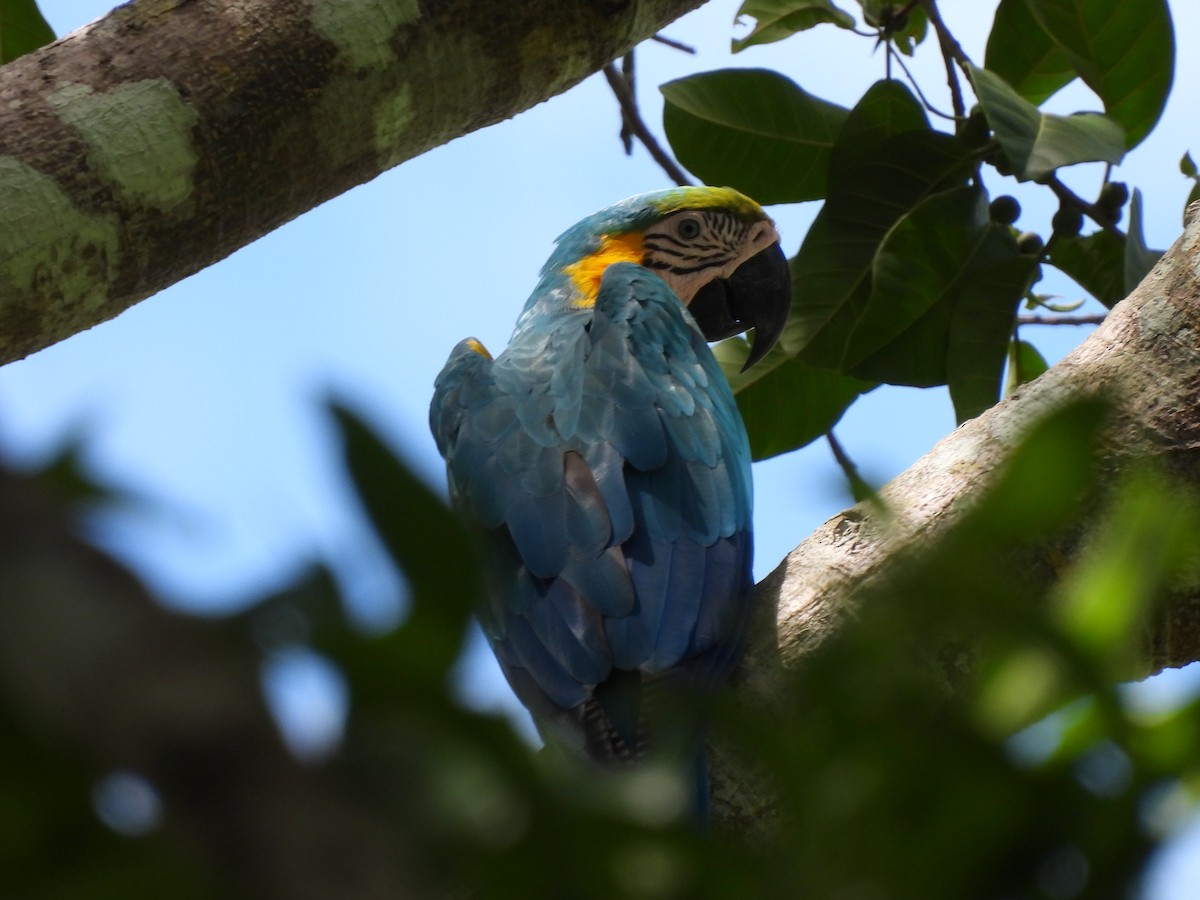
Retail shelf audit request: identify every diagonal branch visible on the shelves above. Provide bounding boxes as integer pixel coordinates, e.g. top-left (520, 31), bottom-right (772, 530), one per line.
top-left (715, 203), bottom-right (1200, 824)
top-left (602, 61), bottom-right (693, 187)
top-left (923, 0), bottom-right (970, 118)
top-left (1045, 174), bottom-right (1127, 240)
top-left (0, 0), bottom-right (706, 365)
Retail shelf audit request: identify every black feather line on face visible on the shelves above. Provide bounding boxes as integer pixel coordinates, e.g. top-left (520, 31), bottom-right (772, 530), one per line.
top-left (637, 210), bottom-right (764, 293)
top-left (663, 260), bottom-right (727, 276)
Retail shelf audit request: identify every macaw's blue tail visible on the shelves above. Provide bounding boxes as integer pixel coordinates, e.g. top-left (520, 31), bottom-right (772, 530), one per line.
top-left (579, 667), bottom-right (715, 828)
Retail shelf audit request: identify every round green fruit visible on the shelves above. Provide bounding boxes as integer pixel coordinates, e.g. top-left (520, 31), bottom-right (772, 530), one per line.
top-left (989, 195), bottom-right (1021, 225)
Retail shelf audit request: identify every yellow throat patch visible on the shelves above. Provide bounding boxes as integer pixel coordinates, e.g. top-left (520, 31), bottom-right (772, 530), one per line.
top-left (562, 232), bottom-right (644, 308)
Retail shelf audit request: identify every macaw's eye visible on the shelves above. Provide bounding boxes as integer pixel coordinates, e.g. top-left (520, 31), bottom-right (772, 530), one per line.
top-left (676, 215), bottom-right (703, 240)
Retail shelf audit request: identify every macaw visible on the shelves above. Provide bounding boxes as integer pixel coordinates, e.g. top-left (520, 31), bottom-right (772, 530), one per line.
top-left (429, 186), bottom-right (789, 814)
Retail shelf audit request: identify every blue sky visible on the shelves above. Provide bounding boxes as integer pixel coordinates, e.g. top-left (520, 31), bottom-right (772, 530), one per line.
top-left (5, 1), bottom-right (1200, 893)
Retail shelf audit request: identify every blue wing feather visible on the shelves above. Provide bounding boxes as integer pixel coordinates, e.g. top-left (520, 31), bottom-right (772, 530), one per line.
top-left (560, 546), bottom-right (635, 616)
top-left (498, 615), bottom-right (590, 711)
top-left (653, 537), bottom-right (710, 670)
top-left (525, 580), bottom-right (611, 685)
top-left (562, 451), bottom-right (614, 559)
top-left (430, 261), bottom-right (754, 764)
top-left (607, 530), bottom-right (670, 669)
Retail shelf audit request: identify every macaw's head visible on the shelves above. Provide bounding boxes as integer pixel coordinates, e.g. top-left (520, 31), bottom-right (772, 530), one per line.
top-left (549, 186), bottom-right (791, 370)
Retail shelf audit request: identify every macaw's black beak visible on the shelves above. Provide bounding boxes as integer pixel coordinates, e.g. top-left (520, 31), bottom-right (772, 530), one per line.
top-left (688, 241), bottom-right (791, 371)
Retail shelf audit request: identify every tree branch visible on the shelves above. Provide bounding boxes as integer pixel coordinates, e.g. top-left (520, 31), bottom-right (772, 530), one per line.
top-left (0, 0), bottom-right (705, 364)
top-left (602, 61), bottom-right (694, 186)
top-left (1017, 314), bottom-right (1107, 326)
top-left (887, 43), bottom-right (957, 122)
top-left (825, 430), bottom-right (873, 502)
top-left (714, 203), bottom-right (1200, 824)
top-left (923, 0), bottom-right (969, 119)
top-left (1045, 174), bottom-right (1126, 239)
top-left (650, 33), bottom-right (697, 54)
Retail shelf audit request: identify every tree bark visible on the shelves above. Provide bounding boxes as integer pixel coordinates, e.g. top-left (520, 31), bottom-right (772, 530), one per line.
top-left (0, 0), bottom-right (703, 364)
top-left (711, 203), bottom-right (1200, 825)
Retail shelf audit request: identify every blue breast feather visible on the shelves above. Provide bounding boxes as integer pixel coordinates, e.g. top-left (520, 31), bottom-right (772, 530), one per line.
top-left (431, 262), bottom-right (754, 757)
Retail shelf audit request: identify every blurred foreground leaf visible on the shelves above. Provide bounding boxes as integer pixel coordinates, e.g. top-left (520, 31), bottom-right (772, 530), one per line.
top-left (330, 400), bottom-right (479, 683)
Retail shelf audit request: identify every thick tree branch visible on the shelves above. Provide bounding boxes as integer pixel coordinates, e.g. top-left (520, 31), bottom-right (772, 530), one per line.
top-left (714, 204), bottom-right (1200, 824)
top-left (0, 0), bottom-right (705, 364)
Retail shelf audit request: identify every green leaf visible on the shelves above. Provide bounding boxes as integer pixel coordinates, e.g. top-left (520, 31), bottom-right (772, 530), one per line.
top-left (1, 709), bottom-right (220, 898)
top-left (1025, 0), bottom-right (1174, 149)
top-left (1123, 189), bottom-right (1162, 296)
top-left (1180, 151), bottom-right (1196, 178)
top-left (856, 1), bottom-right (927, 54)
top-left (732, 0), bottom-right (856, 52)
top-left (1054, 473), bottom-right (1195, 667)
top-left (330, 401), bottom-right (479, 682)
top-left (34, 431), bottom-right (113, 504)
top-left (714, 337), bottom-right (872, 459)
top-left (846, 187), bottom-right (991, 365)
top-left (968, 64), bottom-right (1125, 181)
top-left (1027, 294), bottom-right (1084, 314)
top-left (794, 87), bottom-right (974, 368)
top-left (984, 0), bottom-right (1075, 105)
top-left (661, 69), bottom-right (849, 204)
top-left (887, 6), bottom-right (927, 57)
top-left (946, 255), bottom-right (1038, 422)
top-left (1035, 471), bottom-right (1200, 700)
top-left (977, 396), bottom-right (1109, 537)
top-left (0, 0), bottom-right (54, 64)
top-left (1047, 229), bottom-right (1125, 307)
top-left (834, 78), bottom-right (927, 152)
top-left (844, 187), bottom-right (1034, 405)
top-left (1005, 339), bottom-right (1050, 396)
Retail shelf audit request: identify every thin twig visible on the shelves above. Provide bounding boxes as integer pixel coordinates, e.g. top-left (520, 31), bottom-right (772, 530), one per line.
top-left (602, 62), bottom-right (693, 187)
top-left (921, 2), bottom-right (969, 65)
top-left (618, 52), bottom-right (634, 155)
top-left (880, 0), bottom-right (924, 55)
top-left (826, 431), bottom-right (874, 503)
top-left (1017, 314), bottom-right (1107, 326)
top-left (922, 0), bottom-right (969, 119)
top-left (650, 33), bottom-right (696, 54)
top-left (888, 46), bottom-right (957, 121)
top-left (1044, 174), bottom-right (1126, 240)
